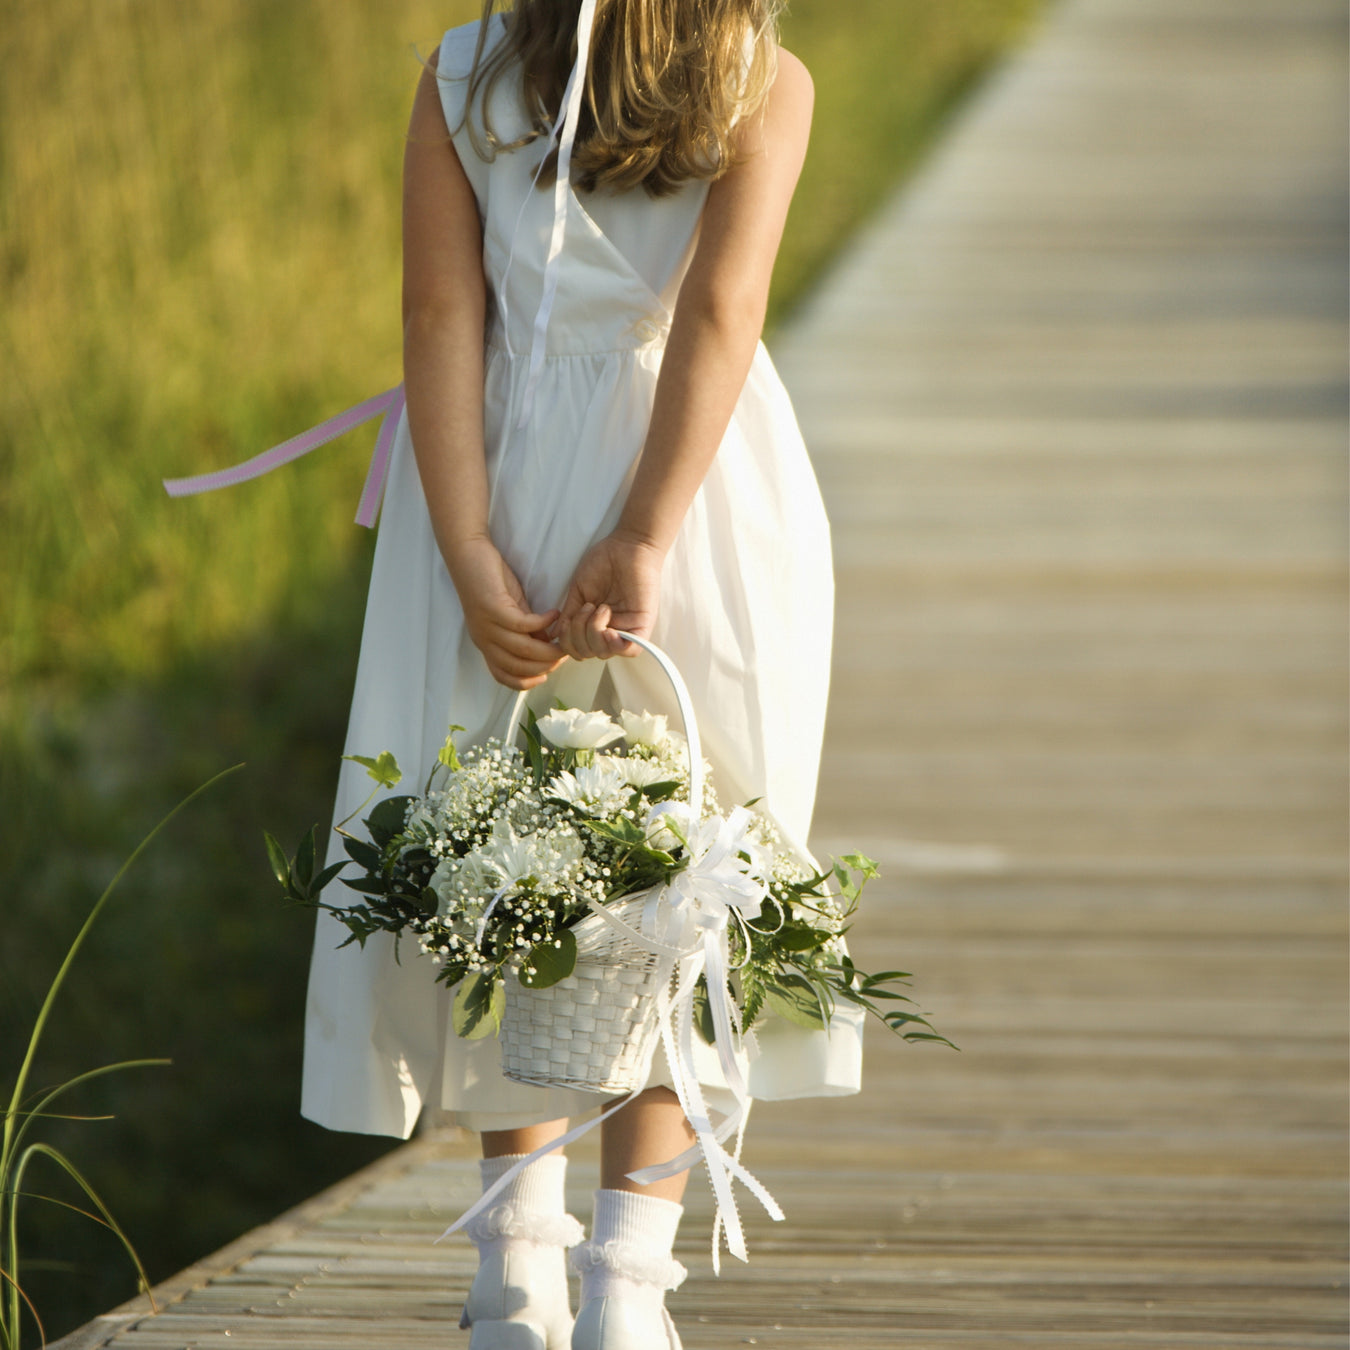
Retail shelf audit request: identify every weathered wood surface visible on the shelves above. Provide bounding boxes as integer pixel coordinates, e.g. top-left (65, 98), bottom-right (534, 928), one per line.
top-left (55, 0), bottom-right (1347, 1345)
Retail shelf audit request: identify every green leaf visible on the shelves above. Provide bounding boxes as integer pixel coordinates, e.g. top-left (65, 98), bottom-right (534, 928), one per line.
top-left (343, 837), bottom-right (383, 873)
top-left (519, 928), bottom-right (577, 989)
top-left (582, 817), bottom-right (647, 847)
top-left (452, 972), bottom-right (503, 1040)
top-left (293, 827), bottom-right (315, 889)
top-left (740, 965), bottom-right (767, 1028)
top-left (263, 832), bottom-right (291, 887)
top-left (366, 795), bottom-right (412, 849)
top-left (522, 708), bottom-right (546, 782)
top-left (902, 1031), bottom-right (960, 1049)
top-left (692, 977), bottom-right (716, 1045)
top-left (839, 851), bottom-right (880, 881)
top-left (311, 861), bottom-right (346, 895)
top-left (437, 727), bottom-right (465, 772)
top-left (343, 750), bottom-right (402, 789)
top-left (764, 975), bottom-right (828, 1030)
top-left (775, 924), bottom-right (831, 953)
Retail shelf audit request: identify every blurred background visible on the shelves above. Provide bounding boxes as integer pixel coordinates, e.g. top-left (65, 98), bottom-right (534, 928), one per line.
top-left (0, 0), bottom-right (1043, 1338)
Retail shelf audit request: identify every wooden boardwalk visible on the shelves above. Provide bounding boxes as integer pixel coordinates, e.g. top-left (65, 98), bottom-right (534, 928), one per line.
top-left (56, 0), bottom-right (1348, 1345)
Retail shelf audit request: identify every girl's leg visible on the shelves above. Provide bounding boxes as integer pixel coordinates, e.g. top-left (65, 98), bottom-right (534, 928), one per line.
top-left (574, 1087), bottom-right (694, 1350)
top-left (482, 1118), bottom-right (570, 1159)
top-left (465, 1118), bottom-right (579, 1350)
top-left (599, 1087), bottom-right (694, 1200)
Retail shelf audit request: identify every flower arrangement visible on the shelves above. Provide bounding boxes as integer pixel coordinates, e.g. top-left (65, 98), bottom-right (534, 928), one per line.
top-left (269, 704), bottom-right (949, 1051)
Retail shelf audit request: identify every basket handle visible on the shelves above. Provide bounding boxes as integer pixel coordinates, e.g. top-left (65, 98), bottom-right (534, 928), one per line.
top-left (502, 633), bottom-right (704, 818)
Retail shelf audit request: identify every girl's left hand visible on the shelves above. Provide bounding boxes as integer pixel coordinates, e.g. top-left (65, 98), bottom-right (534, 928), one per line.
top-left (553, 531), bottom-right (666, 660)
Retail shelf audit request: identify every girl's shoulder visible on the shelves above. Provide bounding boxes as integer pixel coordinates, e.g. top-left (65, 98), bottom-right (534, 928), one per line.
top-left (436, 13), bottom-right (508, 82)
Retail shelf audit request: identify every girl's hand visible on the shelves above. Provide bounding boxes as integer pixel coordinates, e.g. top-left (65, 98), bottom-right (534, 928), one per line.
top-left (448, 537), bottom-right (566, 690)
top-left (553, 531), bottom-right (666, 660)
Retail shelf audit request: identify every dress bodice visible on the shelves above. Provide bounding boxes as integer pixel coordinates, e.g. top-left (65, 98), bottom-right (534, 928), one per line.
top-left (436, 17), bottom-right (709, 359)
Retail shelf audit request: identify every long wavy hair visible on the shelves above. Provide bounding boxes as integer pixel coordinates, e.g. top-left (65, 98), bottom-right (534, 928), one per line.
top-left (455, 0), bottom-right (783, 197)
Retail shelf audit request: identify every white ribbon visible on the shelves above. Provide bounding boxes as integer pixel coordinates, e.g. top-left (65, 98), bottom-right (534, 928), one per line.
top-left (514, 0), bottom-right (600, 430)
top-left (589, 805), bottom-right (782, 1269)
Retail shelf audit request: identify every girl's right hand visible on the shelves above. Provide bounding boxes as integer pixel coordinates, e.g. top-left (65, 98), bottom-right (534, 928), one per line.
top-left (447, 537), bottom-right (566, 690)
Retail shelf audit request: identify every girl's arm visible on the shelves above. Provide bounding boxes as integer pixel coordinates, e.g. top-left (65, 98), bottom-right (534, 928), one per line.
top-left (553, 48), bottom-right (815, 660)
top-left (403, 52), bottom-right (564, 690)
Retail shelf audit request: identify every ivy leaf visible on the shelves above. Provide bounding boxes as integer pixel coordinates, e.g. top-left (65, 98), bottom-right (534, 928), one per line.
top-left (839, 851), bottom-right (880, 881)
top-left (343, 751), bottom-right (402, 790)
top-left (520, 928), bottom-right (578, 989)
top-left (437, 726), bottom-right (466, 773)
top-left (452, 972), bottom-right (503, 1040)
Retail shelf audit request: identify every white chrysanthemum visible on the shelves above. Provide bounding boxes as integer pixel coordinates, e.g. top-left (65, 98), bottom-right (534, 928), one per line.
top-left (611, 755), bottom-right (674, 789)
top-left (478, 819), bottom-right (585, 890)
top-left (546, 761), bottom-right (631, 817)
top-left (536, 707), bottom-right (625, 750)
top-left (619, 709), bottom-right (669, 748)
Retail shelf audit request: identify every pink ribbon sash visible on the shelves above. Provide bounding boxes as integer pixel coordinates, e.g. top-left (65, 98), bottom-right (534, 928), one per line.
top-left (162, 384), bottom-right (405, 528)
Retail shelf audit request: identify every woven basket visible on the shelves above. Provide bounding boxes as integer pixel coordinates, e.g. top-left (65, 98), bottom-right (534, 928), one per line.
top-left (495, 633), bottom-right (702, 1096)
top-left (500, 890), bottom-right (669, 1094)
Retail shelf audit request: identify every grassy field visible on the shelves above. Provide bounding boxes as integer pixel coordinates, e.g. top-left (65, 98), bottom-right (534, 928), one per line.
top-left (1, 0), bottom-right (1043, 1339)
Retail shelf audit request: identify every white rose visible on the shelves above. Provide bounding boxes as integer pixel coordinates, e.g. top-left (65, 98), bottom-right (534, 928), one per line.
top-left (644, 800), bottom-right (692, 854)
top-left (536, 707), bottom-right (625, 750)
top-left (620, 709), bottom-right (670, 748)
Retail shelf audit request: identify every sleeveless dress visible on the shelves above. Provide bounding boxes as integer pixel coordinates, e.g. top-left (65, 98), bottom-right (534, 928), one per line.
top-left (300, 15), bottom-right (863, 1139)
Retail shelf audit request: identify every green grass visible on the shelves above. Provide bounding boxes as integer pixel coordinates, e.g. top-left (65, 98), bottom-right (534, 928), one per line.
top-left (1, 0), bottom-right (1043, 1339)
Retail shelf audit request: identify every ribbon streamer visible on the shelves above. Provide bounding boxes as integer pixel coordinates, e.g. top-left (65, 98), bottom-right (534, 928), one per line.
top-left (514, 0), bottom-right (600, 429)
top-left (162, 384), bottom-right (404, 528)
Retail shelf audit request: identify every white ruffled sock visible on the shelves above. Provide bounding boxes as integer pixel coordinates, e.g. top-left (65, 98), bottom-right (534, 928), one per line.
top-left (572, 1189), bottom-right (687, 1315)
top-left (472, 1152), bottom-right (582, 1248)
top-left (462, 1153), bottom-right (582, 1346)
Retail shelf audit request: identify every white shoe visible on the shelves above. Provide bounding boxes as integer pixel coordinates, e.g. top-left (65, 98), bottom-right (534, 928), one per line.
top-left (462, 1154), bottom-right (583, 1350)
top-left (569, 1293), bottom-right (683, 1350)
top-left (570, 1190), bottom-right (686, 1350)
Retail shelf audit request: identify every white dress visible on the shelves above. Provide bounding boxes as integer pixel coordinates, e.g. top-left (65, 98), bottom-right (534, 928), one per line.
top-left (301, 16), bottom-right (863, 1139)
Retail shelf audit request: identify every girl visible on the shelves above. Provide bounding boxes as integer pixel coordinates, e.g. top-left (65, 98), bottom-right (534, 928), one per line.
top-left (304, 2), bottom-right (863, 1346)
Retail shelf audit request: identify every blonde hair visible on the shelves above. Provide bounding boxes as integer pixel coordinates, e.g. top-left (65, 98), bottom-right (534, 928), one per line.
top-left (457, 0), bottom-right (783, 197)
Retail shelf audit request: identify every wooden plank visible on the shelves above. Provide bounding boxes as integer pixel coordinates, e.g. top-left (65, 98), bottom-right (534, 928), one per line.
top-left (52, 0), bottom-right (1348, 1346)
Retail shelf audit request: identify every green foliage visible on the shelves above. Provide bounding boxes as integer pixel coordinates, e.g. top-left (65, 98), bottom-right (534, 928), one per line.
top-left (736, 855), bottom-right (957, 1049)
top-left (2, 767), bottom-right (238, 1350)
top-left (519, 930), bottom-right (578, 990)
top-left (452, 972), bottom-right (503, 1041)
top-left (1, 603), bottom-right (395, 1343)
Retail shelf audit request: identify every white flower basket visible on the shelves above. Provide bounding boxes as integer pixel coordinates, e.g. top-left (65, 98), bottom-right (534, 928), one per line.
top-left (496, 634), bottom-right (702, 1096)
top-left (500, 890), bottom-right (668, 1093)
